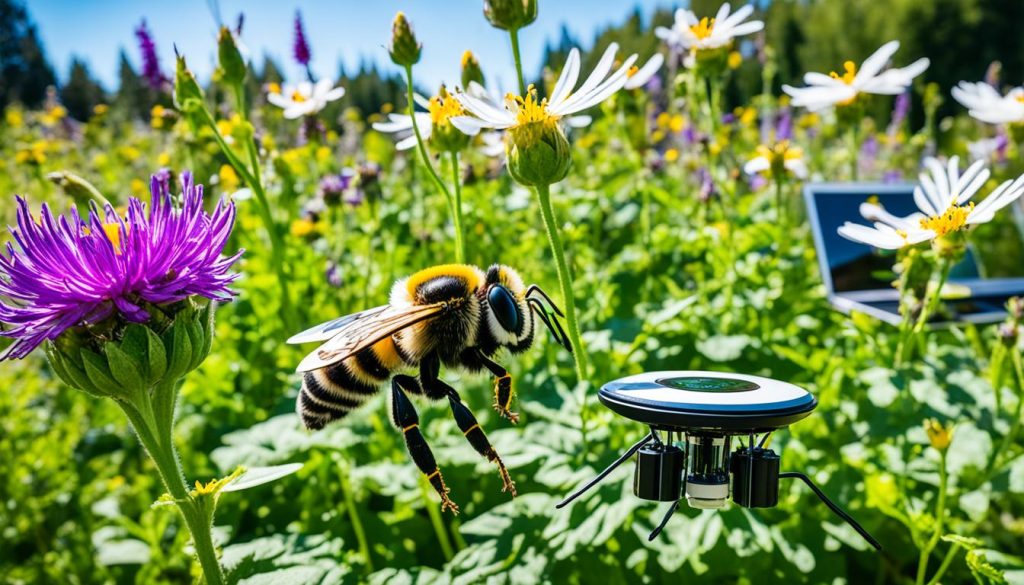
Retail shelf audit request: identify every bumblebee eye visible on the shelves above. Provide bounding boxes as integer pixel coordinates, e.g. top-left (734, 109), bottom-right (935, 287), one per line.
top-left (487, 285), bottom-right (520, 333)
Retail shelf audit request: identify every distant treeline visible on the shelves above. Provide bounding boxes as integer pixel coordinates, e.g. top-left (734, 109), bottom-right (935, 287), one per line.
top-left (2, 0), bottom-right (1021, 121)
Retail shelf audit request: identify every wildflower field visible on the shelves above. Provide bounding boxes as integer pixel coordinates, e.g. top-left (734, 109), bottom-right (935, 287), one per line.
top-left (3, 0), bottom-right (1024, 583)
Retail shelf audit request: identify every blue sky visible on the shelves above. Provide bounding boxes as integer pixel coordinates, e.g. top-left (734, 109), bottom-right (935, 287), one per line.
top-left (29, 0), bottom-right (678, 95)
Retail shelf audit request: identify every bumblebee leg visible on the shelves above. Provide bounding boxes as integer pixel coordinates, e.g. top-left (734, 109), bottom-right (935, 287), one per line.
top-left (474, 351), bottom-right (518, 424)
top-left (391, 375), bottom-right (458, 514)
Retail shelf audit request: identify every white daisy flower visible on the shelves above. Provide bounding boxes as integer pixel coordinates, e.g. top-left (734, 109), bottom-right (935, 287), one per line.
top-left (372, 93), bottom-right (433, 151)
top-left (624, 53), bottom-right (665, 90)
top-left (655, 3), bottom-right (763, 54)
top-left (838, 156), bottom-right (1024, 250)
top-left (267, 79), bottom-right (345, 119)
top-left (743, 141), bottom-right (808, 179)
top-left (450, 42), bottom-right (638, 136)
top-left (951, 81), bottom-right (1024, 125)
top-left (783, 41), bottom-right (930, 112)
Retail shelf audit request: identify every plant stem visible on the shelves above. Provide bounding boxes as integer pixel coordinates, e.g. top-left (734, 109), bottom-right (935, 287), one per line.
top-left (915, 450), bottom-right (948, 585)
top-left (989, 348), bottom-right (1024, 473)
top-left (336, 457), bottom-right (373, 572)
top-left (534, 183), bottom-right (588, 382)
top-left (913, 256), bottom-right (953, 336)
top-left (402, 65), bottom-right (461, 262)
top-left (197, 106), bottom-right (297, 330)
top-left (509, 28), bottom-right (527, 95)
top-left (121, 393), bottom-right (225, 585)
top-left (449, 151), bottom-right (467, 263)
top-left (420, 477), bottom-right (454, 562)
top-left (925, 544), bottom-right (962, 585)
top-left (846, 123), bottom-right (860, 181)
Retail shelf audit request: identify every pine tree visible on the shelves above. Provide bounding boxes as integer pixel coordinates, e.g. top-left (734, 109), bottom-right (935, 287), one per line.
top-left (0, 0), bottom-right (57, 109)
top-left (60, 57), bottom-right (105, 120)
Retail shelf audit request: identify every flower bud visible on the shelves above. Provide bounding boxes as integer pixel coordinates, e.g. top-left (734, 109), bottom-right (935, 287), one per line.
top-left (507, 121), bottom-right (571, 187)
top-left (217, 27), bottom-right (247, 87)
top-left (924, 418), bottom-right (954, 452)
top-left (173, 53), bottom-right (205, 112)
top-left (388, 12), bottom-right (421, 67)
top-left (461, 51), bottom-right (485, 89)
top-left (483, 0), bottom-right (538, 31)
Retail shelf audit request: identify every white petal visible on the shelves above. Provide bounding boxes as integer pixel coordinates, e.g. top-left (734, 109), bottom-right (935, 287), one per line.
top-left (395, 135), bottom-right (419, 150)
top-left (454, 91), bottom-right (514, 125)
top-left (624, 53), bottom-right (664, 89)
top-left (744, 156), bottom-right (769, 174)
top-left (550, 48), bottom-right (581, 106)
top-left (855, 41), bottom-right (900, 84)
top-left (913, 185), bottom-right (940, 216)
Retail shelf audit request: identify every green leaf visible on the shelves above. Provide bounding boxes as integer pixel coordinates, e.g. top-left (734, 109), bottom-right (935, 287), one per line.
top-left (118, 324), bottom-right (150, 378)
top-left (45, 345), bottom-right (102, 397)
top-left (163, 317), bottom-right (193, 380)
top-left (80, 348), bottom-right (120, 396)
top-left (104, 342), bottom-right (145, 393)
top-left (942, 534), bottom-right (985, 550)
top-left (145, 327), bottom-right (167, 382)
top-left (186, 313), bottom-right (206, 371)
top-left (222, 463), bottom-right (304, 493)
top-left (696, 334), bottom-right (753, 362)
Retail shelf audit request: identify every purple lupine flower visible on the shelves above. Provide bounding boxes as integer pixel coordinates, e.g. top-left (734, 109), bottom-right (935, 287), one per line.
top-left (859, 135), bottom-right (879, 178)
top-left (698, 168), bottom-right (717, 203)
top-left (775, 107), bottom-right (793, 141)
top-left (325, 261), bottom-right (343, 288)
top-left (996, 130), bottom-right (1010, 163)
top-left (887, 93), bottom-right (910, 140)
top-left (293, 11), bottom-right (312, 67)
top-left (135, 20), bottom-right (166, 89)
top-left (0, 172), bottom-right (241, 359)
top-left (882, 170), bottom-right (904, 184)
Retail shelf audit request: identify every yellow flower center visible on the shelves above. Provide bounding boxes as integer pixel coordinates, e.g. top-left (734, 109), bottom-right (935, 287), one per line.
top-left (1016, 94), bottom-right (1024, 104)
top-left (829, 61), bottom-right (858, 85)
top-left (267, 82), bottom-right (281, 95)
top-left (690, 17), bottom-right (715, 40)
top-left (627, 65), bottom-right (639, 78)
top-left (461, 50), bottom-right (476, 67)
top-left (428, 92), bottom-right (464, 126)
top-left (103, 223), bottom-right (124, 254)
top-left (291, 90), bottom-right (307, 103)
top-left (755, 140), bottom-right (803, 173)
top-left (920, 203), bottom-right (974, 238)
top-left (511, 86), bottom-right (557, 127)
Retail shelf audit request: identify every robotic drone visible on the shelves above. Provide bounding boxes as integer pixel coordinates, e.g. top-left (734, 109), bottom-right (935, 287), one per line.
top-left (557, 371), bottom-right (881, 548)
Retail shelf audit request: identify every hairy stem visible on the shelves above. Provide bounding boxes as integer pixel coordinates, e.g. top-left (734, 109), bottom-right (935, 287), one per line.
top-left (509, 28), bottom-right (527, 95)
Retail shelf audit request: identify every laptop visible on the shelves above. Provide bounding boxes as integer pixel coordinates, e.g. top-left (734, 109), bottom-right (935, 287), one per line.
top-left (804, 183), bottom-right (1024, 326)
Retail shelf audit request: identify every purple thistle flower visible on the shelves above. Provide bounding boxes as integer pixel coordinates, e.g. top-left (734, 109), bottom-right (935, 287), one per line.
top-left (0, 172), bottom-right (242, 360)
top-left (293, 11), bottom-right (312, 67)
top-left (153, 167), bottom-right (173, 197)
top-left (135, 20), bottom-right (166, 90)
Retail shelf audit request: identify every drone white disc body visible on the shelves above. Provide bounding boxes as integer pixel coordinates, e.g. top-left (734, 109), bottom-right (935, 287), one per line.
top-left (599, 371), bottom-right (817, 431)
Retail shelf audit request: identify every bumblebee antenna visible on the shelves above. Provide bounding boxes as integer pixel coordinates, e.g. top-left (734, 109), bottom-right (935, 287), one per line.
top-left (525, 284), bottom-right (565, 317)
top-left (528, 298), bottom-right (572, 352)
top-left (556, 432), bottom-right (653, 509)
top-left (779, 472), bottom-right (881, 551)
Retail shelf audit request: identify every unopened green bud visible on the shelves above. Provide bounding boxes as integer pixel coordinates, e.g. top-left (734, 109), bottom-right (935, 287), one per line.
top-left (174, 53), bottom-right (205, 112)
top-left (217, 27), bottom-right (247, 87)
top-left (461, 51), bottom-right (485, 89)
top-left (506, 89), bottom-right (571, 187)
top-left (389, 12), bottom-right (421, 67)
top-left (483, 0), bottom-right (538, 31)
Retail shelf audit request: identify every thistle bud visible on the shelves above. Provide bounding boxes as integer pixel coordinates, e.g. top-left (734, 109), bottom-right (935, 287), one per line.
top-left (924, 418), bottom-right (954, 452)
top-left (173, 53), bottom-right (205, 112)
top-left (483, 0), bottom-right (538, 31)
top-left (506, 90), bottom-right (571, 187)
top-left (388, 12), bottom-right (421, 67)
top-left (217, 27), bottom-right (247, 87)
top-left (461, 51), bottom-right (485, 89)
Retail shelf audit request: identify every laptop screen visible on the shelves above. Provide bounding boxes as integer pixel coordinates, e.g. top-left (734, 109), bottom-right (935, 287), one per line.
top-left (804, 184), bottom-right (1024, 294)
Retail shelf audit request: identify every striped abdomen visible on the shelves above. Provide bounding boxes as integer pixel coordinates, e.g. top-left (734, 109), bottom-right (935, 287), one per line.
top-left (298, 337), bottom-right (407, 430)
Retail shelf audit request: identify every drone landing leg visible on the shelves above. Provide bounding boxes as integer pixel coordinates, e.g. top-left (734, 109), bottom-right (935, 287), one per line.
top-left (648, 500), bottom-right (680, 541)
top-left (556, 433), bottom-right (654, 509)
top-left (391, 375), bottom-right (459, 514)
top-left (780, 472), bottom-right (881, 551)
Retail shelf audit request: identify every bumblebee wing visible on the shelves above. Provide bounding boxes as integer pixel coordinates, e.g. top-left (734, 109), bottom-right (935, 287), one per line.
top-left (287, 305), bottom-right (390, 345)
top-left (295, 302), bottom-right (445, 372)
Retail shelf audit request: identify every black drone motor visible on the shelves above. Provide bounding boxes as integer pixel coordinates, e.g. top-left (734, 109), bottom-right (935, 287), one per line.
top-left (556, 371), bottom-right (881, 549)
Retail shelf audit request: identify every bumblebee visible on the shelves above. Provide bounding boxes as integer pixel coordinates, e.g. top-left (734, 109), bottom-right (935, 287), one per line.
top-left (288, 264), bottom-right (571, 513)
